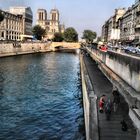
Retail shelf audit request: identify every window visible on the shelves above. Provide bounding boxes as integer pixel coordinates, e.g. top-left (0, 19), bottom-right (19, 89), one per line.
top-left (1, 32), bottom-right (4, 37)
top-left (52, 13), bottom-right (56, 20)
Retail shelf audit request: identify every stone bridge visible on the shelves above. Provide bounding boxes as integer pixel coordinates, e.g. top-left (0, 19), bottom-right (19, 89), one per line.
top-left (50, 42), bottom-right (81, 51)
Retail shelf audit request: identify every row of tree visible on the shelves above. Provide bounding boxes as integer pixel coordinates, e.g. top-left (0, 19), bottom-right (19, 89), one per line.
top-left (32, 25), bottom-right (78, 42)
top-left (32, 25), bottom-right (97, 43)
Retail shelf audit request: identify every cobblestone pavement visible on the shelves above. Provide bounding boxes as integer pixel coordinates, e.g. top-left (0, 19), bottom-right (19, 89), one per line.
top-left (83, 54), bottom-right (136, 140)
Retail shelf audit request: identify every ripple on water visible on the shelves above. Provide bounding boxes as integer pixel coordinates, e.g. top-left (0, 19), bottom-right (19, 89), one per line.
top-left (0, 53), bottom-right (85, 140)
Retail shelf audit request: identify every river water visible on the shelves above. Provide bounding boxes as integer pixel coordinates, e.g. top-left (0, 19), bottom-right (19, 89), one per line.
top-left (0, 53), bottom-right (85, 140)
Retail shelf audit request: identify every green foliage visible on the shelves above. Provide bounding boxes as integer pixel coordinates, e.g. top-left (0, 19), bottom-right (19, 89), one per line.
top-left (63, 27), bottom-right (78, 42)
top-left (0, 10), bottom-right (4, 22)
top-left (82, 30), bottom-right (97, 43)
top-left (32, 25), bottom-right (46, 40)
top-left (52, 32), bottom-right (64, 42)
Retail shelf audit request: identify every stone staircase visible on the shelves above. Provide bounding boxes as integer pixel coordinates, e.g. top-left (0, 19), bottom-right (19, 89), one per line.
top-left (98, 105), bottom-right (136, 140)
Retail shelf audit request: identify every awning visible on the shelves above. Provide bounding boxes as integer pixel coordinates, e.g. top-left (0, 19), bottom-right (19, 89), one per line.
top-left (20, 34), bottom-right (33, 38)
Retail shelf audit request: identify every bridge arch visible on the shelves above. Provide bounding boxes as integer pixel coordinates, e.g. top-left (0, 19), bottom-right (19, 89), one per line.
top-left (50, 42), bottom-right (80, 51)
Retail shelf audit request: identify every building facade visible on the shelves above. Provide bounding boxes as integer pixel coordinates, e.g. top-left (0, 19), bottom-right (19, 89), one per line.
top-left (102, 8), bottom-right (126, 44)
top-left (102, 1), bottom-right (140, 45)
top-left (9, 7), bottom-right (33, 40)
top-left (0, 10), bottom-right (23, 41)
top-left (118, 2), bottom-right (140, 45)
top-left (109, 8), bottom-right (126, 44)
top-left (0, 7), bottom-right (33, 41)
top-left (134, 2), bottom-right (140, 43)
top-left (37, 8), bottom-right (65, 39)
top-left (101, 21), bottom-right (109, 42)
top-left (120, 6), bottom-right (135, 44)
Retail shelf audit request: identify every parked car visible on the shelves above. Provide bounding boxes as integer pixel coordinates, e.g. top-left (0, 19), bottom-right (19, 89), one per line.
top-left (129, 47), bottom-right (137, 53)
top-left (124, 46), bottom-right (136, 53)
top-left (135, 47), bottom-right (140, 54)
top-left (99, 45), bottom-right (108, 52)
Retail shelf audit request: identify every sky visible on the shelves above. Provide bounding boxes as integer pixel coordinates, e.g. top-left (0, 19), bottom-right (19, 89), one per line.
top-left (0, 0), bottom-right (135, 38)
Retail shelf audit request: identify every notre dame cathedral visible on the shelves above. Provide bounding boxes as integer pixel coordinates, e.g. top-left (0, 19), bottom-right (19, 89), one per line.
top-left (36, 8), bottom-right (65, 39)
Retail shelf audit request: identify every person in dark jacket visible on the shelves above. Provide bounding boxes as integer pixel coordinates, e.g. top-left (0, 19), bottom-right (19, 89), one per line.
top-left (105, 99), bottom-right (113, 120)
top-left (112, 88), bottom-right (120, 112)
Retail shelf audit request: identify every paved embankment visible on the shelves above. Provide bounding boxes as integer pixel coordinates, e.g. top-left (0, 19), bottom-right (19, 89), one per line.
top-left (82, 53), bottom-right (136, 140)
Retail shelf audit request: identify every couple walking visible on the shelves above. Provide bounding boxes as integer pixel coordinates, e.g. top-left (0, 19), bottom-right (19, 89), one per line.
top-left (99, 87), bottom-right (120, 120)
top-left (99, 94), bottom-right (112, 120)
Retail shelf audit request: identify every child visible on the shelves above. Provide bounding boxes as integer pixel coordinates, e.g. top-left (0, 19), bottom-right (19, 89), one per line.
top-left (99, 95), bottom-right (106, 113)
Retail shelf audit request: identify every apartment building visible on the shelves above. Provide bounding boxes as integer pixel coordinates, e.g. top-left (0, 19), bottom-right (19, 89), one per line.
top-left (0, 10), bottom-right (23, 41)
top-left (102, 21), bottom-right (109, 42)
top-left (102, 8), bottom-right (126, 44)
top-left (0, 7), bottom-right (33, 41)
top-left (102, 0), bottom-right (140, 45)
top-left (134, 2), bottom-right (140, 43)
top-left (120, 6), bottom-right (135, 44)
top-left (10, 7), bottom-right (33, 40)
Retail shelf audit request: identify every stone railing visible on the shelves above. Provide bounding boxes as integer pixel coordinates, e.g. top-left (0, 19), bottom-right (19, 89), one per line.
top-left (86, 47), bottom-right (140, 92)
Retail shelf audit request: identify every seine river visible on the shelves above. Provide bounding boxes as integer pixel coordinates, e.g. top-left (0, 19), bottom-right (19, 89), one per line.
top-left (0, 53), bottom-right (85, 140)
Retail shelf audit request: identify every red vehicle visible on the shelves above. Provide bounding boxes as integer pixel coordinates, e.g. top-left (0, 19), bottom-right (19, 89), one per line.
top-left (99, 45), bottom-right (108, 52)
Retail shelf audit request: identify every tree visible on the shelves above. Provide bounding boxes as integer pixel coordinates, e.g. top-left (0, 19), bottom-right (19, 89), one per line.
top-left (82, 30), bottom-right (97, 43)
top-left (63, 27), bottom-right (78, 42)
top-left (32, 25), bottom-right (46, 40)
top-left (52, 32), bottom-right (64, 42)
top-left (0, 10), bottom-right (4, 22)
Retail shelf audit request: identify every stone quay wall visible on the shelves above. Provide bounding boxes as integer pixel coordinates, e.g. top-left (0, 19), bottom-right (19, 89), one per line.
top-left (0, 42), bottom-right (80, 57)
top-left (80, 53), bottom-right (99, 140)
top-left (0, 42), bottom-right (51, 57)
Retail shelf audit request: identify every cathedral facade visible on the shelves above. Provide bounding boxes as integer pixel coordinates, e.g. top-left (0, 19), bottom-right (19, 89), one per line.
top-left (36, 9), bottom-right (65, 39)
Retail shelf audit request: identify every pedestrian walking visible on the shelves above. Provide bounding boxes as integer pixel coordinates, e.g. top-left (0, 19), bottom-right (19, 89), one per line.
top-left (99, 95), bottom-right (106, 113)
top-left (112, 88), bottom-right (120, 112)
top-left (105, 99), bottom-right (113, 120)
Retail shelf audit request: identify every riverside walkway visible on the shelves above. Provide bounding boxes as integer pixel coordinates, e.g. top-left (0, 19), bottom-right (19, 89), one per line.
top-left (83, 54), bottom-right (136, 140)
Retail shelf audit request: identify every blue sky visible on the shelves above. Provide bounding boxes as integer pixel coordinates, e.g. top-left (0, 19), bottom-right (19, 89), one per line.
top-left (0, 0), bottom-right (135, 37)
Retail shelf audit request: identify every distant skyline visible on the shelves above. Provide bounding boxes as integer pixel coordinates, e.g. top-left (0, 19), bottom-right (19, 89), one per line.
top-left (0, 0), bottom-right (135, 37)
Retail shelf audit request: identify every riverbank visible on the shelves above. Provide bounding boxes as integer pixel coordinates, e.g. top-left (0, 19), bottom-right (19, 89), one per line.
top-left (0, 42), bottom-right (51, 58)
top-left (0, 42), bottom-right (80, 57)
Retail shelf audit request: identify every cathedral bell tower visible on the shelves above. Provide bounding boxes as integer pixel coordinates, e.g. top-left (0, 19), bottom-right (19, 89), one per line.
top-left (49, 9), bottom-right (60, 34)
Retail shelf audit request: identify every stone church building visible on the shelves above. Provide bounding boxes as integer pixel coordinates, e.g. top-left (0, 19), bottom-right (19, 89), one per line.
top-left (36, 8), bottom-right (65, 39)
